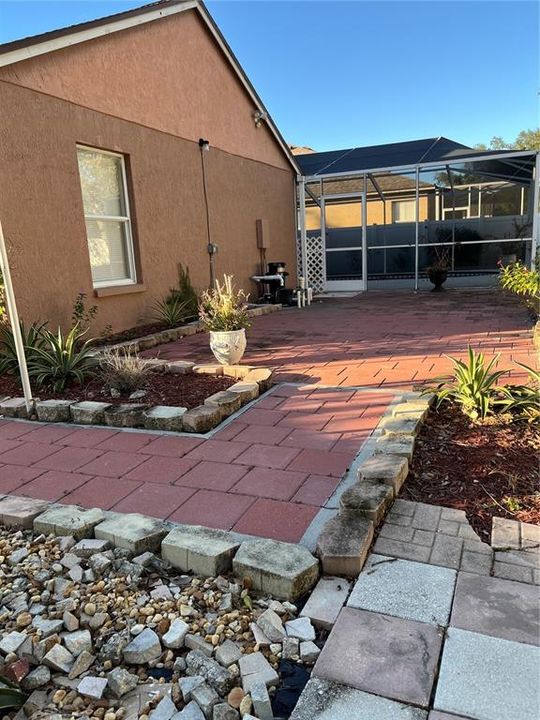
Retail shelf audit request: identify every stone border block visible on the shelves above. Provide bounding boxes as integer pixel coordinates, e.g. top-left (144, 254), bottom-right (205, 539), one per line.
top-left (70, 401), bottom-right (112, 425)
top-left (182, 405), bottom-right (222, 433)
top-left (103, 403), bottom-right (148, 428)
top-left (204, 390), bottom-right (242, 415)
top-left (35, 399), bottom-right (75, 423)
top-left (316, 515), bottom-right (374, 577)
top-left (0, 495), bottom-right (50, 529)
top-left (227, 381), bottom-right (259, 403)
top-left (34, 505), bottom-right (105, 540)
top-left (374, 435), bottom-right (415, 461)
top-left (162, 525), bottom-right (240, 576)
top-left (0, 397), bottom-right (30, 418)
top-left (143, 405), bottom-right (186, 432)
top-left (358, 454), bottom-right (409, 493)
top-left (95, 513), bottom-right (166, 553)
top-left (233, 538), bottom-right (319, 601)
top-left (339, 480), bottom-right (393, 525)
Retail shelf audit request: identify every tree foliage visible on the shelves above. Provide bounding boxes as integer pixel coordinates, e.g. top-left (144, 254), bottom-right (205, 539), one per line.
top-left (474, 128), bottom-right (540, 151)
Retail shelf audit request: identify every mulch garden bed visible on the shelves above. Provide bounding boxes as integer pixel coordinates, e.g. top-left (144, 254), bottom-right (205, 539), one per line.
top-left (401, 403), bottom-right (540, 542)
top-left (0, 371), bottom-right (236, 410)
top-left (98, 318), bottom-right (198, 346)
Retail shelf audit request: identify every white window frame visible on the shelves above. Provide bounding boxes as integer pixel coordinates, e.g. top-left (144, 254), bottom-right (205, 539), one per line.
top-left (77, 144), bottom-right (137, 288)
top-left (391, 198), bottom-right (416, 224)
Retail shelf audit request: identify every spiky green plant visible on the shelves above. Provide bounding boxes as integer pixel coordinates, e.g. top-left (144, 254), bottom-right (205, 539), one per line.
top-left (27, 324), bottom-right (98, 391)
top-left (0, 676), bottom-right (26, 709)
top-left (496, 362), bottom-right (540, 423)
top-left (199, 275), bottom-right (250, 332)
top-left (0, 320), bottom-right (48, 376)
top-left (153, 296), bottom-right (192, 328)
top-left (429, 346), bottom-right (507, 420)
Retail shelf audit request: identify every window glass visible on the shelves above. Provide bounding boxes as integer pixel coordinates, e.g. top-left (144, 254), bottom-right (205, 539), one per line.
top-left (77, 147), bottom-right (135, 287)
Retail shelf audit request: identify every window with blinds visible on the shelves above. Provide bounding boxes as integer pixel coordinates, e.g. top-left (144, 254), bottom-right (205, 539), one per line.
top-left (76, 146), bottom-right (136, 287)
top-left (392, 199), bottom-right (416, 224)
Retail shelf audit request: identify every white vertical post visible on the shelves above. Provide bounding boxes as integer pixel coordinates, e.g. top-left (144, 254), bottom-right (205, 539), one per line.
top-left (362, 173), bottom-right (368, 291)
top-left (298, 177), bottom-right (309, 288)
top-left (531, 152), bottom-right (540, 269)
top-left (414, 166), bottom-right (420, 291)
top-left (0, 219), bottom-right (33, 412)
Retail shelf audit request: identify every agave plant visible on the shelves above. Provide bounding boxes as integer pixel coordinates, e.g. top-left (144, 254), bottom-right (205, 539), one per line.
top-left (496, 362), bottom-right (540, 423)
top-left (0, 320), bottom-right (47, 376)
top-left (153, 296), bottom-right (192, 328)
top-left (429, 345), bottom-right (507, 420)
top-left (27, 324), bottom-right (98, 391)
top-left (0, 676), bottom-right (26, 709)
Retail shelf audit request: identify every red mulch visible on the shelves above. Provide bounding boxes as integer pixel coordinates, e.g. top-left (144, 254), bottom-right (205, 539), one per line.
top-left (0, 371), bottom-right (236, 411)
top-left (401, 403), bottom-right (540, 542)
top-left (98, 318), bottom-right (198, 346)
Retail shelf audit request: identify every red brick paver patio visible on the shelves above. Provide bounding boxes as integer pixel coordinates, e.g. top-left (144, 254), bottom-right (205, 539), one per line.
top-left (0, 290), bottom-right (534, 544)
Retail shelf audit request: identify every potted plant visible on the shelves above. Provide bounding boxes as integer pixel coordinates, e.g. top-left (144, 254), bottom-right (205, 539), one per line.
top-left (426, 248), bottom-right (450, 292)
top-left (199, 275), bottom-right (250, 364)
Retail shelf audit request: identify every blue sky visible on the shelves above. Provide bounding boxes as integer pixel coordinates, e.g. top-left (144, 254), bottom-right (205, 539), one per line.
top-left (0, 1), bottom-right (538, 151)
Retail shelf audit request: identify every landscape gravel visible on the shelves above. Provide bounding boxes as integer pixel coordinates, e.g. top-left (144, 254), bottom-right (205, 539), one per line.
top-left (0, 525), bottom-right (322, 719)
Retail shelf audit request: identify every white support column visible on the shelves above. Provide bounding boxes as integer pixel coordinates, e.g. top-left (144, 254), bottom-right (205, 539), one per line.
top-left (531, 152), bottom-right (540, 269)
top-left (414, 166), bottom-right (420, 291)
top-left (362, 173), bottom-right (368, 291)
top-left (0, 219), bottom-right (33, 412)
top-left (298, 177), bottom-right (309, 287)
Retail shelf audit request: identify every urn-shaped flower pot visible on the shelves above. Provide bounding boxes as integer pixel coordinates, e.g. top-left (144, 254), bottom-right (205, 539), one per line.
top-left (427, 267), bottom-right (448, 292)
top-left (209, 328), bottom-right (247, 365)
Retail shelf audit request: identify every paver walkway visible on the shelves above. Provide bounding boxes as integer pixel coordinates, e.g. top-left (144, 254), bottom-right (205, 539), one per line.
top-left (0, 386), bottom-right (394, 544)
top-left (143, 290), bottom-right (534, 386)
top-left (0, 290), bottom-right (534, 546)
top-left (293, 499), bottom-right (540, 720)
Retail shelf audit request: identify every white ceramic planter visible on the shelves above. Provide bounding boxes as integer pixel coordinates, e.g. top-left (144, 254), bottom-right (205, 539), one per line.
top-left (209, 328), bottom-right (247, 365)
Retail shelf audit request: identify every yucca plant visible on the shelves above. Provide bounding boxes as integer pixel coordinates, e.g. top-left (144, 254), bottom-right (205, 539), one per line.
top-left (496, 362), bottom-right (540, 423)
top-left (27, 324), bottom-right (98, 391)
top-left (428, 346), bottom-right (507, 420)
top-left (101, 347), bottom-right (151, 394)
top-left (153, 296), bottom-right (192, 328)
top-left (199, 275), bottom-right (250, 332)
top-left (0, 676), bottom-right (26, 709)
top-left (0, 320), bottom-right (47, 376)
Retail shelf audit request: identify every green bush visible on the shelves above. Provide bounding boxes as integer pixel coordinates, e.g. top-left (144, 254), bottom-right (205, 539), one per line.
top-left (496, 363), bottom-right (540, 423)
top-left (0, 320), bottom-right (47, 376)
top-left (168, 263), bottom-right (199, 318)
top-left (27, 324), bottom-right (98, 391)
top-left (498, 259), bottom-right (540, 315)
top-left (199, 275), bottom-right (250, 332)
top-left (153, 296), bottom-right (192, 328)
top-left (429, 346), bottom-right (506, 420)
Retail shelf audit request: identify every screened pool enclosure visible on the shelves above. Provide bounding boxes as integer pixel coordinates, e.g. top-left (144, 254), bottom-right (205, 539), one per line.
top-left (295, 138), bottom-right (539, 292)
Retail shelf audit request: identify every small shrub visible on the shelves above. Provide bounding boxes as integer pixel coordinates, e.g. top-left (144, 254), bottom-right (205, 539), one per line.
top-left (199, 275), bottom-right (250, 332)
top-left (27, 324), bottom-right (98, 391)
top-left (428, 345), bottom-right (506, 421)
top-left (496, 363), bottom-right (540, 423)
top-left (168, 263), bottom-right (199, 318)
top-left (498, 259), bottom-right (540, 316)
top-left (0, 320), bottom-right (47, 376)
top-left (101, 348), bottom-right (150, 394)
top-left (153, 296), bottom-right (192, 328)
top-left (71, 291), bottom-right (98, 333)
top-left (0, 676), bottom-right (26, 709)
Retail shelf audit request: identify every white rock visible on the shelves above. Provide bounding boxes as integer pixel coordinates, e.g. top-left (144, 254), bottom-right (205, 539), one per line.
top-left (77, 675), bottom-right (108, 700)
top-left (300, 640), bottom-right (320, 663)
top-left (123, 628), bottom-right (161, 664)
top-left (285, 617), bottom-right (315, 641)
top-left (256, 608), bottom-right (286, 643)
top-left (162, 618), bottom-right (189, 649)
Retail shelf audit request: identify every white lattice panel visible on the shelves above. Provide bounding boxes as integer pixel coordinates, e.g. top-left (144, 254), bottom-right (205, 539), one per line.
top-left (297, 235), bottom-right (325, 293)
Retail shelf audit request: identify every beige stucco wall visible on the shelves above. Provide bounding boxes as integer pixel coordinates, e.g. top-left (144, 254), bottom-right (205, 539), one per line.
top-left (0, 8), bottom-right (290, 171)
top-left (0, 80), bottom-right (296, 334)
top-left (306, 195), bottom-right (431, 230)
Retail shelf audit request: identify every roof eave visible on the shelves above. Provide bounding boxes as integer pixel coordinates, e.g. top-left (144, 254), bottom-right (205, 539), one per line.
top-left (0, 0), bottom-right (300, 174)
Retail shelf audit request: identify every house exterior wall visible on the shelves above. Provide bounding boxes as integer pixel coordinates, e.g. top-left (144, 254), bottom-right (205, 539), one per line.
top-left (0, 80), bottom-right (296, 334)
top-left (0, 7), bottom-right (296, 334)
top-left (0, 10), bottom-right (290, 172)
